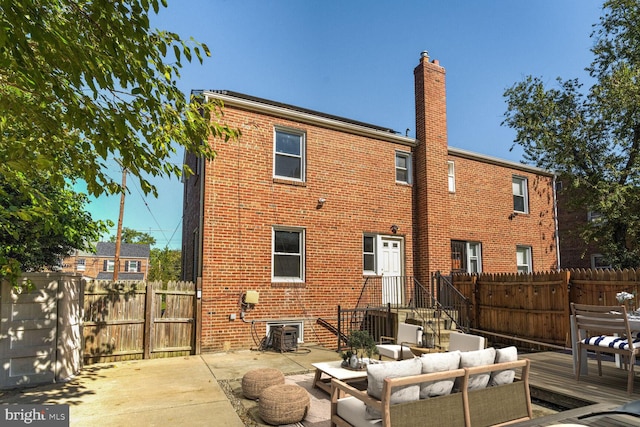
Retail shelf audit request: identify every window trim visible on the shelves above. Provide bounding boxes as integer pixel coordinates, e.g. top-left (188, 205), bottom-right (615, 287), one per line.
top-left (451, 240), bottom-right (482, 273)
top-left (447, 161), bottom-right (456, 193)
top-left (516, 245), bottom-right (532, 274)
top-left (363, 234), bottom-right (377, 275)
top-left (591, 254), bottom-right (612, 269)
top-left (77, 259), bottom-right (86, 272)
top-left (126, 260), bottom-right (140, 272)
top-left (273, 127), bottom-right (306, 182)
top-left (272, 226), bottom-right (305, 282)
top-left (395, 151), bottom-right (412, 184)
top-left (512, 176), bottom-right (529, 214)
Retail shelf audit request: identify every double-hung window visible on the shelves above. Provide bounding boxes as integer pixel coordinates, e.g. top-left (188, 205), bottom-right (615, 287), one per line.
top-left (363, 235), bottom-right (376, 274)
top-left (451, 240), bottom-right (482, 273)
top-left (512, 176), bottom-right (529, 213)
top-left (273, 227), bottom-right (305, 281)
top-left (448, 161), bottom-right (456, 193)
top-left (77, 259), bottom-right (86, 272)
top-left (395, 151), bottom-right (412, 184)
top-left (126, 260), bottom-right (140, 272)
top-left (274, 128), bottom-right (305, 181)
top-left (104, 260), bottom-right (115, 272)
top-left (516, 246), bottom-right (532, 273)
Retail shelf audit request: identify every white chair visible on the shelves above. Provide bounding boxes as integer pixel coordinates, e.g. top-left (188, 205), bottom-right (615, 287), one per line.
top-left (448, 332), bottom-right (485, 352)
top-left (376, 323), bottom-right (423, 360)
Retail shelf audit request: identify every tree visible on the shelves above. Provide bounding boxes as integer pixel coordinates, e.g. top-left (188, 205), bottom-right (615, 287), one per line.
top-left (148, 247), bottom-right (181, 281)
top-left (109, 227), bottom-right (156, 246)
top-left (0, 172), bottom-right (107, 271)
top-left (0, 1), bottom-right (238, 279)
top-left (503, 0), bottom-right (640, 268)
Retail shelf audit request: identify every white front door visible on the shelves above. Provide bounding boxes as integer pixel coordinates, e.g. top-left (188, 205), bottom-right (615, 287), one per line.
top-left (380, 237), bottom-right (403, 305)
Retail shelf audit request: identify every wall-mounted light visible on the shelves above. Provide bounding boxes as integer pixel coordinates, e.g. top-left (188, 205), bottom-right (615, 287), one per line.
top-left (316, 198), bottom-right (326, 209)
top-left (391, 224), bottom-right (399, 234)
top-left (508, 212), bottom-right (519, 220)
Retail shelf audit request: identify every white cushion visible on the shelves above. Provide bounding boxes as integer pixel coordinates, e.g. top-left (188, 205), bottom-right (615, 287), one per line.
top-left (490, 346), bottom-right (517, 386)
top-left (455, 347), bottom-right (496, 391)
top-left (375, 344), bottom-right (414, 360)
top-left (336, 396), bottom-right (382, 427)
top-left (448, 332), bottom-right (486, 352)
top-left (419, 351), bottom-right (461, 398)
top-left (365, 358), bottom-right (422, 419)
top-left (582, 335), bottom-right (640, 350)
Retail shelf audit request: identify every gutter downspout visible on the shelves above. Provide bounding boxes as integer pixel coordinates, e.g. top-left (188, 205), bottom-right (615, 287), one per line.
top-left (552, 174), bottom-right (561, 270)
top-left (196, 95), bottom-right (209, 281)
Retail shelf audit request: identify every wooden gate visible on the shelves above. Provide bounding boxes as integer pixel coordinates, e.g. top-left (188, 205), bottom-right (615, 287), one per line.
top-left (83, 280), bottom-right (196, 364)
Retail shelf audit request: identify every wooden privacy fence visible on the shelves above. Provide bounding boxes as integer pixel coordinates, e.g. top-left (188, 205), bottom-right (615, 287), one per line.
top-left (83, 280), bottom-right (198, 364)
top-left (452, 269), bottom-right (640, 349)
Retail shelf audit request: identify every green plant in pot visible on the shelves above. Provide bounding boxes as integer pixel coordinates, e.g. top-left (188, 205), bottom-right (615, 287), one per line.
top-left (347, 330), bottom-right (378, 369)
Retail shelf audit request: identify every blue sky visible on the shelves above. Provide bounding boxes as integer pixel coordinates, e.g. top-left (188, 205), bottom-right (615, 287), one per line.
top-left (85, 0), bottom-right (604, 249)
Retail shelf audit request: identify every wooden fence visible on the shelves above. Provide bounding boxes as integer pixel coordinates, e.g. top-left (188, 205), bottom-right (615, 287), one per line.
top-left (452, 269), bottom-right (640, 349)
top-left (82, 280), bottom-right (198, 364)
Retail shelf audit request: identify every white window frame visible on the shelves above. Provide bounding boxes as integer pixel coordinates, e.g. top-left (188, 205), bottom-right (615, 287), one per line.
top-left (512, 176), bottom-right (529, 214)
top-left (363, 234), bottom-right (377, 274)
top-left (272, 227), bottom-right (305, 282)
top-left (395, 151), bottom-right (412, 184)
top-left (266, 321), bottom-right (304, 344)
top-left (126, 260), bottom-right (140, 272)
top-left (273, 127), bottom-right (305, 182)
top-left (591, 254), bottom-right (612, 269)
top-left (105, 260), bottom-right (115, 272)
top-left (467, 242), bottom-right (482, 273)
top-left (588, 210), bottom-right (604, 224)
top-left (447, 161), bottom-right (456, 193)
top-left (77, 259), bottom-right (86, 272)
top-left (516, 246), bottom-right (532, 274)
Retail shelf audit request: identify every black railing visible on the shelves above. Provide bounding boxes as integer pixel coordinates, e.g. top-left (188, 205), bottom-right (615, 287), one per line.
top-left (432, 271), bottom-right (471, 332)
top-left (336, 276), bottom-right (453, 349)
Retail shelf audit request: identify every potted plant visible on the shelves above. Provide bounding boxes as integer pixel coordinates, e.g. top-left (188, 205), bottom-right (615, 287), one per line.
top-left (346, 330), bottom-right (378, 369)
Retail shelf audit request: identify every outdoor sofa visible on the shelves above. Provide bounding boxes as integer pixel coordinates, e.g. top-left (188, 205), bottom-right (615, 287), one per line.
top-left (330, 346), bottom-right (532, 427)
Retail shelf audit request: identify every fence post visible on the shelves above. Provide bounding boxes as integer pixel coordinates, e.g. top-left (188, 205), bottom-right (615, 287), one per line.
top-left (561, 270), bottom-right (571, 347)
top-left (472, 275), bottom-right (479, 330)
top-left (194, 278), bottom-right (202, 355)
top-left (143, 282), bottom-right (153, 359)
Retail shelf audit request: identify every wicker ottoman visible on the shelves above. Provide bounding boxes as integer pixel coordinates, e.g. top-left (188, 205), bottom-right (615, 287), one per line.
top-left (258, 384), bottom-right (310, 425)
top-left (242, 368), bottom-right (285, 400)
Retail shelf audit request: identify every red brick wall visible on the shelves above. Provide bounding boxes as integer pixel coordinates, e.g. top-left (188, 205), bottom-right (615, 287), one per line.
top-left (198, 108), bottom-right (415, 351)
top-left (448, 154), bottom-right (558, 272)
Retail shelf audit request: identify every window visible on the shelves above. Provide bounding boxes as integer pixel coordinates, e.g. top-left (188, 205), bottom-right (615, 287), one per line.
top-left (588, 210), bottom-right (604, 224)
top-left (103, 260), bottom-right (115, 272)
top-left (451, 241), bottom-right (482, 273)
top-left (363, 235), bottom-right (376, 274)
top-left (126, 260), bottom-right (140, 272)
top-left (395, 151), bottom-right (412, 184)
top-left (516, 246), bottom-right (532, 274)
top-left (77, 259), bottom-right (86, 272)
top-left (591, 254), bottom-right (612, 269)
top-left (273, 228), bottom-right (304, 281)
top-left (512, 176), bottom-right (529, 213)
top-left (274, 128), bottom-right (305, 181)
top-left (448, 161), bottom-right (455, 193)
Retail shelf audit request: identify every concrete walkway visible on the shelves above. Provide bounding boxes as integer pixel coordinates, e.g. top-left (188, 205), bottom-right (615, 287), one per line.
top-left (0, 344), bottom-right (339, 426)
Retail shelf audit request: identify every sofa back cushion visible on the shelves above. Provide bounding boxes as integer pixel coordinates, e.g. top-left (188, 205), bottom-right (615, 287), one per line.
top-left (455, 347), bottom-right (496, 391)
top-left (365, 358), bottom-right (422, 419)
top-left (419, 350), bottom-right (461, 398)
top-left (490, 346), bottom-right (517, 386)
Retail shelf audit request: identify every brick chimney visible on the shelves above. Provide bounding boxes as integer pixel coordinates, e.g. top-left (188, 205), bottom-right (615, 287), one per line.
top-left (413, 51), bottom-right (451, 283)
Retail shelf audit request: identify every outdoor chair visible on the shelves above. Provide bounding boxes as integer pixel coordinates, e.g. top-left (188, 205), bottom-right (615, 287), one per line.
top-left (448, 332), bottom-right (485, 352)
top-left (571, 302), bottom-right (640, 395)
top-left (376, 322), bottom-right (423, 360)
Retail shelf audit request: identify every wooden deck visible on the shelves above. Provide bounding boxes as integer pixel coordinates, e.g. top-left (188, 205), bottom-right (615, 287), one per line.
top-left (516, 351), bottom-right (640, 426)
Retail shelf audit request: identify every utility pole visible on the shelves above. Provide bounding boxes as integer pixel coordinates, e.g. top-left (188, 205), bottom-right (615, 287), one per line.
top-left (113, 165), bottom-right (127, 281)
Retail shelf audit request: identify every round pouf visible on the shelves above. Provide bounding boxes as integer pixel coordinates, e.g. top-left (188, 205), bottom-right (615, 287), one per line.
top-left (242, 368), bottom-right (285, 400)
top-left (258, 384), bottom-right (310, 425)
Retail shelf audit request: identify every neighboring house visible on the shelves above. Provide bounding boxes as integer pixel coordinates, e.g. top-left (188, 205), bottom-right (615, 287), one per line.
top-left (555, 179), bottom-right (610, 269)
top-left (182, 52), bottom-right (559, 352)
top-left (61, 242), bottom-right (151, 280)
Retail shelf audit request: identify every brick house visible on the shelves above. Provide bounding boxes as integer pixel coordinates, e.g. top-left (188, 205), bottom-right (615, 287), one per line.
top-left (182, 52), bottom-right (559, 352)
top-left (60, 242), bottom-right (150, 280)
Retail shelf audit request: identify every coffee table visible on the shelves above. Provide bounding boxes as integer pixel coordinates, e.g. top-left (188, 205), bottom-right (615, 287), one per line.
top-left (311, 360), bottom-right (371, 394)
top-left (409, 346), bottom-right (444, 357)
